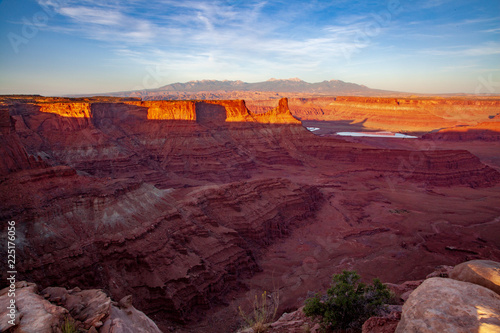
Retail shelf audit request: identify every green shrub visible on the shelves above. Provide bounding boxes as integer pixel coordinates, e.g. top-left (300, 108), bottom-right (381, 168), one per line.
top-left (303, 270), bottom-right (391, 331)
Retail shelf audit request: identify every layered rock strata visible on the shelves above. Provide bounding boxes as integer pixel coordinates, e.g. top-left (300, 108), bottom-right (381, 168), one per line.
top-left (1, 173), bottom-right (322, 322)
top-left (1, 97), bottom-right (499, 331)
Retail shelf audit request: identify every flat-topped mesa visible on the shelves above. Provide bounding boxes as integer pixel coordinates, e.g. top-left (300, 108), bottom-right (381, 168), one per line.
top-left (133, 98), bottom-right (300, 124)
top-left (199, 98), bottom-right (301, 124)
top-left (200, 100), bottom-right (247, 120)
top-left (127, 100), bottom-right (197, 121)
top-left (38, 102), bottom-right (92, 118)
top-left (250, 98), bottom-right (301, 124)
top-left (28, 98), bottom-right (301, 125)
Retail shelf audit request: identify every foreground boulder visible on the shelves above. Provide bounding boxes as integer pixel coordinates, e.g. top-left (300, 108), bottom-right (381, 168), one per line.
top-left (0, 282), bottom-right (161, 333)
top-left (450, 259), bottom-right (500, 294)
top-left (43, 286), bottom-right (112, 330)
top-left (396, 277), bottom-right (500, 333)
top-left (0, 282), bottom-right (67, 333)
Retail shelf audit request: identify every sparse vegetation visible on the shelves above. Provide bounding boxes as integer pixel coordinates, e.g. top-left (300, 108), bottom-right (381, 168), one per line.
top-left (303, 270), bottom-right (392, 332)
top-left (238, 290), bottom-right (280, 333)
top-left (61, 317), bottom-right (78, 333)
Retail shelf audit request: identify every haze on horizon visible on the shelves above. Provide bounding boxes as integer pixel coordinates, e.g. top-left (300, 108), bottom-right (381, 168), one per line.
top-left (0, 0), bottom-right (499, 96)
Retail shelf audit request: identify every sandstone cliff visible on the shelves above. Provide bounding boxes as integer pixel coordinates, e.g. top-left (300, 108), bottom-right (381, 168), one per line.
top-left (0, 106), bottom-right (46, 175)
top-left (423, 117), bottom-right (500, 141)
top-left (125, 98), bottom-right (301, 124)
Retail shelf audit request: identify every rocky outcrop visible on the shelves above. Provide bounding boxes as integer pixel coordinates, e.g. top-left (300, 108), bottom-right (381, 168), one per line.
top-left (0, 282), bottom-right (161, 333)
top-left (425, 265), bottom-right (454, 279)
top-left (396, 277), bottom-right (500, 333)
top-left (242, 306), bottom-right (319, 333)
top-left (361, 311), bottom-right (400, 333)
top-left (384, 280), bottom-right (423, 303)
top-left (241, 305), bottom-right (401, 333)
top-left (43, 286), bottom-right (112, 330)
top-left (450, 260), bottom-right (500, 294)
top-left (250, 98), bottom-right (301, 124)
top-left (101, 295), bottom-right (162, 333)
top-left (0, 282), bottom-right (68, 333)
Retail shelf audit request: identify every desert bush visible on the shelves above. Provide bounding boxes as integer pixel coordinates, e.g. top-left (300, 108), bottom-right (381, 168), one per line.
top-left (238, 290), bottom-right (280, 333)
top-left (303, 270), bottom-right (391, 331)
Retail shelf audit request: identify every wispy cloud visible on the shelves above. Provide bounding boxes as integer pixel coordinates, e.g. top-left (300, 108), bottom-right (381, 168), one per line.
top-left (482, 27), bottom-right (500, 34)
top-left (423, 42), bottom-right (500, 57)
top-left (34, 0), bottom-right (380, 73)
top-left (58, 6), bottom-right (124, 26)
top-left (36, 0), bottom-right (157, 44)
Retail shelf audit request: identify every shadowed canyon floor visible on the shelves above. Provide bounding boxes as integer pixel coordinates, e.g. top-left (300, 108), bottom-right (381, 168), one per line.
top-left (0, 95), bottom-right (499, 332)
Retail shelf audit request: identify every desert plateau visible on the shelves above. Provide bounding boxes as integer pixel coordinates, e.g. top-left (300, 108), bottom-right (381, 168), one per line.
top-left (1, 91), bottom-right (499, 332)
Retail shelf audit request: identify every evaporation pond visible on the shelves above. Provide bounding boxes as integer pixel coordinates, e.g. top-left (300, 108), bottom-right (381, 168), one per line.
top-left (336, 131), bottom-right (417, 138)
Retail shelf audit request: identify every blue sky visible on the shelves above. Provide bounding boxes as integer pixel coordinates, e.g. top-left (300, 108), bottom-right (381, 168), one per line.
top-left (0, 0), bottom-right (499, 95)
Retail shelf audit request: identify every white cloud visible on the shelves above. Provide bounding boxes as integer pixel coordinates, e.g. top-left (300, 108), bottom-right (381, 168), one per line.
top-left (37, 0), bottom-right (157, 44)
top-left (58, 6), bottom-right (124, 26)
top-left (423, 42), bottom-right (500, 57)
top-left (27, 0), bottom-right (421, 85)
top-left (482, 28), bottom-right (500, 34)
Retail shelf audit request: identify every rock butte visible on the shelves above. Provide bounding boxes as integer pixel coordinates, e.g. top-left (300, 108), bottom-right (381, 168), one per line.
top-left (0, 95), bottom-right (499, 332)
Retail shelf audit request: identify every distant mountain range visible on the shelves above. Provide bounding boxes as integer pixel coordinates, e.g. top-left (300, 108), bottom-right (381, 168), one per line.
top-left (148, 78), bottom-right (373, 93)
top-left (102, 78), bottom-right (400, 100)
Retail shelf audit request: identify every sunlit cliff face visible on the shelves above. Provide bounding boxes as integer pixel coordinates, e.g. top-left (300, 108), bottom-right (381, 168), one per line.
top-left (39, 103), bottom-right (92, 118)
top-left (35, 98), bottom-right (301, 125)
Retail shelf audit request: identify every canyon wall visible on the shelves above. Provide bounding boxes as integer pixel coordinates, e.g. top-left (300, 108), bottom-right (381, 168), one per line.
top-left (246, 96), bottom-right (500, 133)
top-left (423, 115), bottom-right (500, 141)
top-left (1, 174), bottom-right (320, 322)
top-left (1, 96), bottom-right (499, 330)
